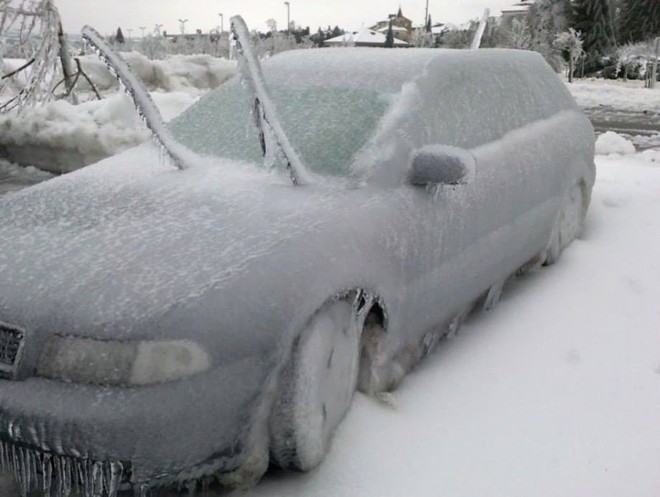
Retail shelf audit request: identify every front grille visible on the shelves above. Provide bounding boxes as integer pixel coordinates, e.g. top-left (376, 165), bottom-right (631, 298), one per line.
top-left (0, 322), bottom-right (25, 378)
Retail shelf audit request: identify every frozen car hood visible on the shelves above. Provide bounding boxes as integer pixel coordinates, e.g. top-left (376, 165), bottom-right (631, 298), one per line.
top-left (0, 145), bottom-right (386, 336)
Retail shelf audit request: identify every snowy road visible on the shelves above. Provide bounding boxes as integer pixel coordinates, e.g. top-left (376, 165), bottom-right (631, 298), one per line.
top-left (1, 152), bottom-right (659, 497)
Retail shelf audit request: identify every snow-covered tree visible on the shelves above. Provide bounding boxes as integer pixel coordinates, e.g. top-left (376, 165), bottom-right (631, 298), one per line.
top-left (572, 0), bottom-right (617, 73)
top-left (411, 27), bottom-right (435, 48)
top-left (554, 28), bottom-right (584, 82)
top-left (617, 0), bottom-right (660, 44)
top-left (529, 0), bottom-right (572, 69)
top-left (0, 0), bottom-right (65, 112)
top-left (385, 21), bottom-right (394, 48)
top-left (115, 27), bottom-right (125, 45)
top-left (507, 17), bottom-right (532, 49)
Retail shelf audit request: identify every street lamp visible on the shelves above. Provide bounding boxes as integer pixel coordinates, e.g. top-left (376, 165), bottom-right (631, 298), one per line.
top-left (284, 1), bottom-right (290, 35)
top-left (178, 18), bottom-right (188, 35)
top-left (219, 13), bottom-right (224, 33)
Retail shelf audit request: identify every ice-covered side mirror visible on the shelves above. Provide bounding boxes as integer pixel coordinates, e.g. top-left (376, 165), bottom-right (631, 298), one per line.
top-left (408, 145), bottom-right (476, 187)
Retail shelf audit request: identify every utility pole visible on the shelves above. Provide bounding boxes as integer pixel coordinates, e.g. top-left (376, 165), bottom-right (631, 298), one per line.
top-left (650, 37), bottom-right (659, 90)
top-left (139, 26), bottom-right (146, 38)
top-left (154, 24), bottom-right (163, 36)
top-left (219, 13), bottom-right (224, 33)
top-left (425, 0), bottom-right (429, 29)
top-left (284, 1), bottom-right (290, 35)
top-left (178, 18), bottom-right (188, 35)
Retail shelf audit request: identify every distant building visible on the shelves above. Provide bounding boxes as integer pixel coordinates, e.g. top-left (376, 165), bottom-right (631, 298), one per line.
top-left (370, 7), bottom-right (413, 42)
top-left (500, 1), bottom-right (534, 30)
top-left (324, 28), bottom-right (409, 47)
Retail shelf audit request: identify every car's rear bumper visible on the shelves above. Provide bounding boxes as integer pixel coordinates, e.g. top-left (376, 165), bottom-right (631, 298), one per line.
top-left (0, 356), bottom-right (269, 492)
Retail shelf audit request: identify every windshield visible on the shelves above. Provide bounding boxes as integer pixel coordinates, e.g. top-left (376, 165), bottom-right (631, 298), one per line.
top-left (170, 78), bottom-right (392, 177)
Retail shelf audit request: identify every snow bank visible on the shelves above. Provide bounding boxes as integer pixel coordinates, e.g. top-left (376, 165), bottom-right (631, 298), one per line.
top-left (0, 158), bottom-right (53, 195)
top-left (567, 78), bottom-right (660, 112)
top-left (595, 131), bottom-right (636, 155)
top-left (637, 149), bottom-right (660, 165)
top-left (0, 90), bottom-right (198, 173)
top-left (0, 53), bottom-right (235, 173)
top-left (77, 52), bottom-right (237, 94)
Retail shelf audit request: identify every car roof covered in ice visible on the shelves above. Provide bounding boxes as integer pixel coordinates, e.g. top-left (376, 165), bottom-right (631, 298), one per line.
top-left (258, 47), bottom-right (556, 94)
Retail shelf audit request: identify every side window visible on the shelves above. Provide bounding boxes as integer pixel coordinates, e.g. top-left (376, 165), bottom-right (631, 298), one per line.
top-left (421, 54), bottom-right (576, 150)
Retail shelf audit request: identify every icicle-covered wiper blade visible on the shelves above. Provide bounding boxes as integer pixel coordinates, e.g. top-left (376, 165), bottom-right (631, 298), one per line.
top-left (82, 25), bottom-right (193, 171)
top-left (470, 8), bottom-right (490, 50)
top-left (230, 15), bottom-right (312, 186)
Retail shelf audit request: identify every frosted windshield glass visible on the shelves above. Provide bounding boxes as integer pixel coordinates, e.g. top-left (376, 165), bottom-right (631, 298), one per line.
top-left (170, 79), bottom-right (391, 177)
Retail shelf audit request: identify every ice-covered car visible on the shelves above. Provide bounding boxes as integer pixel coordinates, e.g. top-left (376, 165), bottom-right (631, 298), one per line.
top-left (0, 19), bottom-right (595, 497)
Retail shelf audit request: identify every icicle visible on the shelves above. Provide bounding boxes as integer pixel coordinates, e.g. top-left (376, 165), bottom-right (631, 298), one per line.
top-left (92, 461), bottom-right (105, 497)
top-left (61, 456), bottom-right (72, 497)
top-left (134, 482), bottom-right (149, 497)
top-left (42, 453), bottom-right (53, 497)
top-left (106, 461), bottom-right (123, 497)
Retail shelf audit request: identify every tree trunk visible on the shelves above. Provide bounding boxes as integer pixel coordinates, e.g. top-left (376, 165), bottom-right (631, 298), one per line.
top-left (650, 37), bottom-right (659, 90)
top-left (58, 21), bottom-right (78, 104)
top-left (568, 55), bottom-right (574, 83)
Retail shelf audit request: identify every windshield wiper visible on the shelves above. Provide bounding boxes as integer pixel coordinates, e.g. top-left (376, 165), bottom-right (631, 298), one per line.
top-left (231, 15), bottom-right (312, 186)
top-left (82, 25), bottom-right (195, 171)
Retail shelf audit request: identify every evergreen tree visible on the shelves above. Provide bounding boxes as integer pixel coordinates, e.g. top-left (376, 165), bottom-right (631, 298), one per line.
top-left (115, 27), bottom-right (125, 44)
top-left (572, 0), bottom-right (616, 71)
top-left (385, 20), bottom-right (395, 47)
top-left (618, 0), bottom-right (660, 44)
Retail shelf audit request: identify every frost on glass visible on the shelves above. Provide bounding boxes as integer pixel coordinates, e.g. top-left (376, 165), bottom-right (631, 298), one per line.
top-left (0, 0), bottom-right (62, 112)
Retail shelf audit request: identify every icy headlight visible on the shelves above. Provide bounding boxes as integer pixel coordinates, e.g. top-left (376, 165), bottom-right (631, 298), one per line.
top-left (37, 336), bottom-right (211, 386)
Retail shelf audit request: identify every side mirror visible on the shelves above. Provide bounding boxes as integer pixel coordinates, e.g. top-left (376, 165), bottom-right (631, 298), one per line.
top-left (408, 145), bottom-right (476, 187)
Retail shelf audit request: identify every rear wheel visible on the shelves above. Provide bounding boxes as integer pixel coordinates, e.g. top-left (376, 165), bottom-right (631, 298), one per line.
top-left (545, 185), bottom-right (584, 265)
top-left (270, 299), bottom-right (361, 471)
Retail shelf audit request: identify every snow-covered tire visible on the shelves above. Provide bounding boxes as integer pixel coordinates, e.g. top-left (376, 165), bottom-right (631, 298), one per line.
top-left (270, 299), bottom-right (361, 471)
top-left (544, 184), bottom-right (584, 265)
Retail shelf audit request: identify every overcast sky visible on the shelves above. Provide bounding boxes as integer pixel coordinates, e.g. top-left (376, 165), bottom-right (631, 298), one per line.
top-left (56, 0), bottom-right (520, 37)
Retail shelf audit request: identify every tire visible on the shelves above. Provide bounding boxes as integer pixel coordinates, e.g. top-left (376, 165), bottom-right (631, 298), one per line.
top-left (544, 184), bottom-right (583, 265)
top-left (270, 299), bottom-right (361, 471)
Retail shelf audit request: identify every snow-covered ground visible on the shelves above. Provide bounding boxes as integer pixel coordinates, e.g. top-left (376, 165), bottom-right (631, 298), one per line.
top-left (567, 77), bottom-right (660, 113)
top-left (216, 148), bottom-right (659, 497)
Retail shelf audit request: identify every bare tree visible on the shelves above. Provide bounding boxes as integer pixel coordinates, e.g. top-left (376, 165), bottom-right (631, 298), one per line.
top-left (554, 29), bottom-right (584, 83)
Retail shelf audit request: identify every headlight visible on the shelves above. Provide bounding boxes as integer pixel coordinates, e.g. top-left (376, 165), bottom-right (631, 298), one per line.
top-left (37, 336), bottom-right (211, 386)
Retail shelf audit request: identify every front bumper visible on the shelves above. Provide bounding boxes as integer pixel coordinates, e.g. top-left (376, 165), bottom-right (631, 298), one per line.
top-left (0, 356), bottom-right (268, 492)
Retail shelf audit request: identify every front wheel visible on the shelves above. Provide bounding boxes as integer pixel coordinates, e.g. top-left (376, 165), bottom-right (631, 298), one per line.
top-left (270, 299), bottom-right (362, 471)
